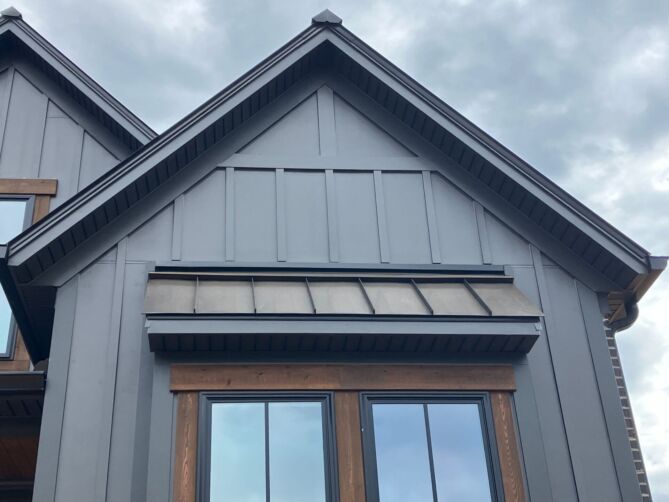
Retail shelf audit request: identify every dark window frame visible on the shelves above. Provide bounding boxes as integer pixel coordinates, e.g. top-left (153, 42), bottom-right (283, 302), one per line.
top-left (360, 391), bottom-right (506, 502)
top-left (0, 194), bottom-right (34, 359)
top-left (197, 391), bottom-right (340, 502)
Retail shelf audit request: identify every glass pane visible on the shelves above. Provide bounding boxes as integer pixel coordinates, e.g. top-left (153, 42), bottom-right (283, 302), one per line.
top-left (269, 402), bottom-right (326, 502)
top-left (428, 404), bottom-right (492, 502)
top-left (372, 403), bottom-right (434, 502)
top-left (0, 199), bottom-right (27, 354)
top-left (210, 402), bottom-right (266, 502)
top-left (0, 199), bottom-right (27, 243)
top-left (0, 295), bottom-right (12, 354)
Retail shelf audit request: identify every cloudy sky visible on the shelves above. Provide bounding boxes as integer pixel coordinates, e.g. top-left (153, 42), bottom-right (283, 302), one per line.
top-left (13, 0), bottom-right (669, 498)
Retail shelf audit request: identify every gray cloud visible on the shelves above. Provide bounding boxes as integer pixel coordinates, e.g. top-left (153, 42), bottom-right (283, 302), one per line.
top-left (13, 0), bottom-right (669, 498)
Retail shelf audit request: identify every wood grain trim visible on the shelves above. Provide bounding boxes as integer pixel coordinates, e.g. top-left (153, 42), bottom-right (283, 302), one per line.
top-left (491, 391), bottom-right (526, 502)
top-left (0, 179), bottom-right (57, 195)
top-left (173, 392), bottom-right (198, 502)
top-left (32, 195), bottom-right (50, 223)
top-left (335, 392), bottom-right (366, 502)
top-left (170, 364), bottom-right (515, 392)
top-left (0, 332), bottom-right (30, 370)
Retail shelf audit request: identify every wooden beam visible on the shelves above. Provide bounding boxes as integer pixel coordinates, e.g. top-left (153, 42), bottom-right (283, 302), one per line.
top-left (335, 392), bottom-right (366, 502)
top-left (32, 195), bottom-right (50, 223)
top-left (0, 179), bottom-right (57, 195)
top-left (170, 364), bottom-right (516, 392)
top-left (0, 331), bottom-right (30, 371)
top-left (491, 391), bottom-right (526, 502)
top-left (173, 392), bottom-right (198, 502)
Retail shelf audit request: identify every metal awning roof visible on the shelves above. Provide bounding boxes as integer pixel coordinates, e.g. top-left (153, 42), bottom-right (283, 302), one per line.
top-left (144, 271), bottom-right (542, 354)
top-left (144, 271), bottom-right (542, 318)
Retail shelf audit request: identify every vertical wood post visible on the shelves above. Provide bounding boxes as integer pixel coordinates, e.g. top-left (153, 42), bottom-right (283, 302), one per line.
top-left (174, 392), bottom-right (198, 502)
top-left (334, 392), bottom-right (366, 502)
top-left (491, 391), bottom-right (526, 502)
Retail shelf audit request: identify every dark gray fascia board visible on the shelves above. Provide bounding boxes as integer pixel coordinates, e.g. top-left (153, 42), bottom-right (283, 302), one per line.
top-left (0, 370), bottom-right (46, 394)
top-left (154, 261), bottom-right (507, 275)
top-left (0, 17), bottom-right (155, 147)
top-left (325, 25), bottom-right (651, 273)
top-left (145, 316), bottom-right (541, 338)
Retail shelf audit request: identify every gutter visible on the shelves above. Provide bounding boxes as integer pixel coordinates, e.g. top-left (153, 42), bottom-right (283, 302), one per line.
top-left (606, 255), bottom-right (667, 334)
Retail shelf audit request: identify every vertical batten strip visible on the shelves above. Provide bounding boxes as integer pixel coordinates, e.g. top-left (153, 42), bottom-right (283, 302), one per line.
top-left (276, 168), bottom-right (287, 262)
top-left (530, 245), bottom-right (581, 499)
top-left (31, 277), bottom-right (79, 502)
top-left (474, 201), bottom-right (493, 264)
top-left (316, 85), bottom-right (337, 156)
top-left (325, 169), bottom-right (339, 262)
top-left (0, 67), bottom-right (16, 156)
top-left (171, 195), bottom-right (184, 261)
top-left (422, 171), bottom-right (442, 264)
top-left (224, 167), bottom-right (234, 261)
top-left (373, 170), bottom-right (390, 263)
top-left (94, 238), bottom-right (128, 502)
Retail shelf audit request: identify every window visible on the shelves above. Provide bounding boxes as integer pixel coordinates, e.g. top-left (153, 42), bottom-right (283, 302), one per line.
top-left (199, 393), bottom-right (337, 502)
top-left (361, 393), bottom-right (503, 502)
top-left (0, 196), bottom-right (32, 357)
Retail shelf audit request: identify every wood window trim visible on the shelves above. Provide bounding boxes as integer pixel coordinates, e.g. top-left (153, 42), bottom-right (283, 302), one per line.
top-left (0, 179), bottom-right (57, 369)
top-left (172, 363), bottom-right (525, 502)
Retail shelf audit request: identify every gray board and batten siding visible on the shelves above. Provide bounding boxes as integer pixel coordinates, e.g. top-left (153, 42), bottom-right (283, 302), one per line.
top-left (30, 70), bottom-right (643, 502)
top-left (0, 57), bottom-right (132, 207)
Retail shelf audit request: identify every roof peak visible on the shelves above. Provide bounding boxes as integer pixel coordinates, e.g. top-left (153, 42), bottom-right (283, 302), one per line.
top-left (1, 6), bottom-right (22, 19)
top-left (312, 9), bottom-right (342, 26)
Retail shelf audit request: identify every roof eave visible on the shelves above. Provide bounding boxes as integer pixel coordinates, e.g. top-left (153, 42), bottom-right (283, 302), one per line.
top-left (325, 25), bottom-right (651, 272)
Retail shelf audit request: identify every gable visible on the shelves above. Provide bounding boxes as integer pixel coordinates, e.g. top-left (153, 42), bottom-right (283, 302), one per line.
top-left (0, 12), bottom-right (155, 150)
top-left (238, 87), bottom-right (414, 157)
top-left (2, 15), bottom-right (663, 362)
top-left (0, 67), bottom-right (121, 207)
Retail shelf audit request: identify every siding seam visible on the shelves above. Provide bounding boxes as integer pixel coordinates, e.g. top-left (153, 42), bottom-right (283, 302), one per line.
top-left (224, 167), bottom-right (234, 261)
top-left (530, 246), bottom-right (582, 501)
top-left (373, 170), bottom-right (390, 263)
top-left (474, 201), bottom-right (493, 264)
top-left (325, 169), bottom-right (339, 262)
top-left (171, 195), bottom-right (184, 261)
top-left (94, 239), bottom-right (128, 502)
top-left (276, 168), bottom-right (287, 262)
top-left (32, 276), bottom-right (79, 502)
top-left (422, 170), bottom-right (441, 263)
top-left (0, 66), bottom-right (16, 162)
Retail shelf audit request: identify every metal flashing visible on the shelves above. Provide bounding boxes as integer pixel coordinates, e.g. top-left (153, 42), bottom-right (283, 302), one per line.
top-left (0, 6), bottom-right (21, 19)
top-left (312, 9), bottom-right (343, 25)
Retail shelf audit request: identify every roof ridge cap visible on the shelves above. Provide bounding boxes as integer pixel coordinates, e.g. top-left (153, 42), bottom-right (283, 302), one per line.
top-left (1, 6), bottom-right (22, 19)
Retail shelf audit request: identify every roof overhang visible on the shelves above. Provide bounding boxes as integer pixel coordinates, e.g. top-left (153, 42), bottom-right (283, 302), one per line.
top-left (144, 268), bottom-right (542, 355)
top-left (0, 11), bottom-right (664, 362)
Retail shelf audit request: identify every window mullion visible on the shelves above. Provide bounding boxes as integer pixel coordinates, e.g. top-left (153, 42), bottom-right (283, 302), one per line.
top-left (423, 404), bottom-right (440, 502)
